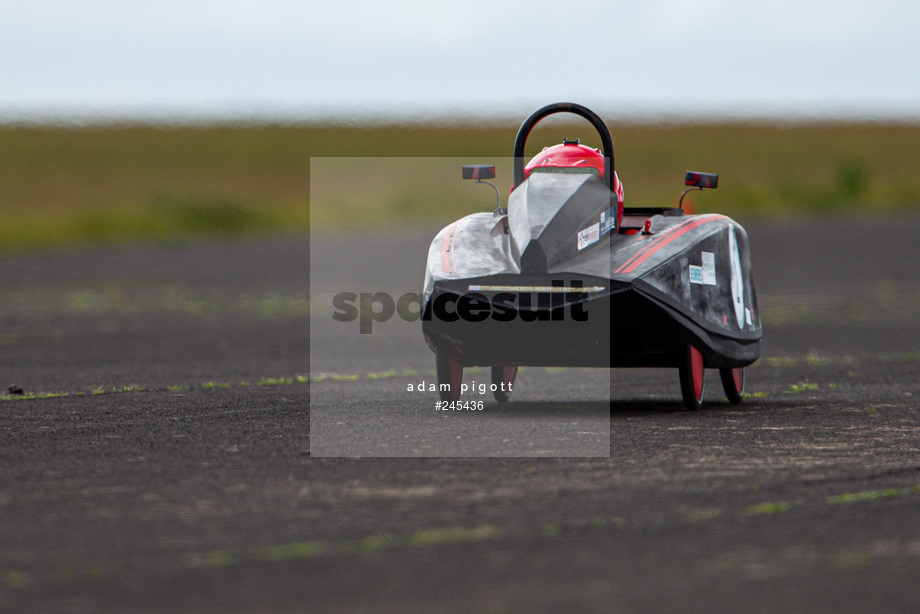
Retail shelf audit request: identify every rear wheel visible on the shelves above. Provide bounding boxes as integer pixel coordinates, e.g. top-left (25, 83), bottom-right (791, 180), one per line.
top-left (435, 344), bottom-right (463, 402)
top-left (720, 367), bottom-right (745, 404)
top-left (491, 366), bottom-right (518, 402)
top-left (678, 344), bottom-right (705, 411)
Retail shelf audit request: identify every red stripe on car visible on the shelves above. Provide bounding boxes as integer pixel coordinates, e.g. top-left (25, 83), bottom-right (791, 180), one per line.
top-left (440, 224), bottom-right (457, 273)
top-left (615, 215), bottom-right (725, 275)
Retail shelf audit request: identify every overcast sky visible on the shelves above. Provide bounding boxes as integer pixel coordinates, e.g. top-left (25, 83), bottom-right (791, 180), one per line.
top-left (1, 0), bottom-right (918, 122)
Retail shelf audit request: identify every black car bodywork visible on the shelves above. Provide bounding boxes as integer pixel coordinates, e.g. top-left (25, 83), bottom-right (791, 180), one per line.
top-left (421, 102), bottom-right (762, 409)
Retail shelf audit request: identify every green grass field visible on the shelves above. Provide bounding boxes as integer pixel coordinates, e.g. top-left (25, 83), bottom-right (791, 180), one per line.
top-left (2, 120), bottom-right (920, 252)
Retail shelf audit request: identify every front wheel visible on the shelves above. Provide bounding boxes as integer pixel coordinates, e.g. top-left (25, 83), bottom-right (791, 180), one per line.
top-left (435, 344), bottom-right (463, 402)
top-left (720, 367), bottom-right (745, 404)
top-left (678, 344), bottom-right (705, 411)
top-left (491, 366), bottom-right (518, 402)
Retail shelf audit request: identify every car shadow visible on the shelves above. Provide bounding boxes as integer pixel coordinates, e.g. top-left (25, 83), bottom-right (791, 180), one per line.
top-left (480, 395), bottom-right (783, 419)
top-left (480, 400), bottom-right (611, 419)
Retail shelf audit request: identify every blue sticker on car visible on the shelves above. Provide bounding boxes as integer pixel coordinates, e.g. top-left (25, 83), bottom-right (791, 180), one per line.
top-left (600, 207), bottom-right (616, 235)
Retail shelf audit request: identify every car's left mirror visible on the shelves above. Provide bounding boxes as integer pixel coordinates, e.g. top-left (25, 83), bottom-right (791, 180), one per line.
top-left (462, 164), bottom-right (496, 180)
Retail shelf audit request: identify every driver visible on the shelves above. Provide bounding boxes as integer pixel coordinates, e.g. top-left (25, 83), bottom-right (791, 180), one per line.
top-left (521, 138), bottom-right (625, 227)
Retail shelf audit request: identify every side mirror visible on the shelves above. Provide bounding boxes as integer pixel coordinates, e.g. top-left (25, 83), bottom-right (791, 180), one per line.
top-left (685, 171), bottom-right (719, 189)
top-left (462, 164), bottom-right (496, 180)
top-left (461, 164), bottom-right (502, 215)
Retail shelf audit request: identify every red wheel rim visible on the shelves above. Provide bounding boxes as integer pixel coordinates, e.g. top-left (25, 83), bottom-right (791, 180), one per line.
top-left (502, 366), bottom-right (517, 385)
top-left (731, 367), bottom-right (742, 392)
top-left (691, 346), bottom-right (704, 400)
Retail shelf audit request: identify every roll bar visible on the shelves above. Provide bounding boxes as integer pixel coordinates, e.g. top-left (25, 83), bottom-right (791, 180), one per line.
top-left (512, 102), bottom-right (615, 191)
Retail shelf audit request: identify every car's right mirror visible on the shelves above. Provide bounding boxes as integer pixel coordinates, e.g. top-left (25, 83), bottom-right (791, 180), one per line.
top-left (685, 171), bottom-right (719, 189)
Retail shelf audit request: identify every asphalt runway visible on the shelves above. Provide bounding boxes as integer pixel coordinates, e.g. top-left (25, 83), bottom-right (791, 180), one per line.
top-left (2, 215), bottom-right (920, 612)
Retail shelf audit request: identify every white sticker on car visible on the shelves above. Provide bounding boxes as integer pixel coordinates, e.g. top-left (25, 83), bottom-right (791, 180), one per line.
top-left (689, 252), bottom-right (716, 285)
top-left (577, 222), bottom-right (600, 250)
top-left (729, 226), bottom-right (745, 328)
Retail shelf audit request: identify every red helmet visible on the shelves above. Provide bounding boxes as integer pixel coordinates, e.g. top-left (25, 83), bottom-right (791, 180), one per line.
top-left (523, 139), bottom-right (624, 205)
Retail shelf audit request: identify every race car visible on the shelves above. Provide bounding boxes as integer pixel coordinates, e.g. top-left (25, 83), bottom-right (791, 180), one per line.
top-left (421, 102), bottom-right (761, 410)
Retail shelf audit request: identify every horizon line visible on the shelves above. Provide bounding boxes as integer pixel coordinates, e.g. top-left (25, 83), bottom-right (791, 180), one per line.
top-left (3, 101), bottom-right (920, 128)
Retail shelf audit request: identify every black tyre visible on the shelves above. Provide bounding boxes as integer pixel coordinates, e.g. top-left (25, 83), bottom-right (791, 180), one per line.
top-left (490, 366), bottom-right (518, 402)
top-left (720, 367), bottom-right (745, 404)
top-left (678, 344), bottom-right (705, 411)
top-left (435, 344), bottom-right (463, 402)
